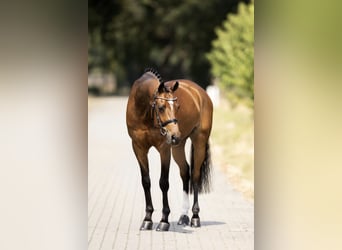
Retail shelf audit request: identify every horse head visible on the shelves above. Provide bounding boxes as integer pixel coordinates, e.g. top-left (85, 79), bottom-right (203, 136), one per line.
top-left (153, 81), bottom-right (181, 145)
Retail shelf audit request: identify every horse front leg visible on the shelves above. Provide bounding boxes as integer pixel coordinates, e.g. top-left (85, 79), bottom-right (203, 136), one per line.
top-left (132, 142), bottom-right (154, 230)
top-left (178, 168), bottom-right (190, 226)
top-left (156, 147), bottom-right (171, 231)
top-left (172, 141), bottom-right (190, 226)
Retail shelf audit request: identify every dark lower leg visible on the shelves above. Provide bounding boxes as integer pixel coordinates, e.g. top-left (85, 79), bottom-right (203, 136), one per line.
top-left (190, 141), bottom-right (205, 227)
top-left (191, 181), bottom-right (201, 227)
top-left (159, 169), bottom-right (170, 222)
top-left (181, 164), bottom-right (190, 194)
top-left (192, 182), bottom-right (200, 218)
top-left (156, 163), bottom-right (171, 231)
top-left (139, 168), bottom-right (154, 230)
top-left (142, 174), bottom-right (154, 221)
top-left (133, 143), bottom-right (153, 230)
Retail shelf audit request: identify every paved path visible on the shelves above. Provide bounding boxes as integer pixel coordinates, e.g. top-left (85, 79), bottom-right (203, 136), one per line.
top-left (88, 97), bottom-right (253, 250)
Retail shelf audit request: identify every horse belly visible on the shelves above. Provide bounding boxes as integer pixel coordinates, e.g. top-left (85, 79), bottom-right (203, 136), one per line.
top-left (178, 110), bottom-right (200, 140)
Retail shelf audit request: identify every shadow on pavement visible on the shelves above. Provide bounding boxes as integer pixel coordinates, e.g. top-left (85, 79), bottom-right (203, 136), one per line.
top-left (201, 221), bottom-right (226, 226)
top-left (162, 221), bottom-right (226, 234)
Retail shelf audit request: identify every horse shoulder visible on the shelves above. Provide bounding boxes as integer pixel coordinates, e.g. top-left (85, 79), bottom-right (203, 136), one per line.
top-left (128, 127), bottom-right (151, 146)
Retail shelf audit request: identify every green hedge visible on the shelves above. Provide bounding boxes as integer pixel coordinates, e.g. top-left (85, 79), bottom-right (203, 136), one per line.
top-left (207, 2), bottom-right (254, 107)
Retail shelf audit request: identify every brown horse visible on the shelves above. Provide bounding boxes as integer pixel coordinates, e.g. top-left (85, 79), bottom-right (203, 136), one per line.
top-left (126, 68), bottom-right (213, 231)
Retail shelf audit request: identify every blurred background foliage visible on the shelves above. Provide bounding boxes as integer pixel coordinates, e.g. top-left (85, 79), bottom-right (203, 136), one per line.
top-left (88, 0), bottom-right (252, 98)
top-left (207, 2), bottom-right (254, 107)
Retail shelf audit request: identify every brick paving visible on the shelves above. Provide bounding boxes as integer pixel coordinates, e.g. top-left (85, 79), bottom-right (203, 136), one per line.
top-left (88, 97), bottom-right (254, 250)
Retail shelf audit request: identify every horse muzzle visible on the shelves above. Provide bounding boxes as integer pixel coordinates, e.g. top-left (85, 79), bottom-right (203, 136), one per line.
top-left (165, 132), bottom-right (181, 146)
top-left (171, 135), bottom-right (180, 145)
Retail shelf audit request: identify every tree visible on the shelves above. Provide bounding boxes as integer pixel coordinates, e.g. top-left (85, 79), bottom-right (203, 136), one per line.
top-left (88, 0), bottom-right (250, 90)
top-left (207, 1), bottom-right (254, 107)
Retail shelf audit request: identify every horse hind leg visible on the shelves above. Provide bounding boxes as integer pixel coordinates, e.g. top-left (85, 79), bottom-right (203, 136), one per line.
top-left (172, 141), bottom-right (191, 226)
top-left (190, 138), bottom-right (211, 228)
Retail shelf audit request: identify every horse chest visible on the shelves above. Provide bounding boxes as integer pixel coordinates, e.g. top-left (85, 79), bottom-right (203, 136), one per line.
top-left (130, 128), bottom-right (164, 147)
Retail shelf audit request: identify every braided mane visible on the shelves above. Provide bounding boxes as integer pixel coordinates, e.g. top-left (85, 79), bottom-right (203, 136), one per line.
top-left (144, 68), bottom-right (164, 84)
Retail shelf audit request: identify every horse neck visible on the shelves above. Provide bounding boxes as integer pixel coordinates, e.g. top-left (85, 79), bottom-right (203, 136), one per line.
top-left (133, 80), bottom-right (157, 125)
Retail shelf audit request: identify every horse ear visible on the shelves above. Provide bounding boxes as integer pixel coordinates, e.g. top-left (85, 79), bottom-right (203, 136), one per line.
top-left (172, 81), bottom-right (179, 92)
top-left (158, 82), bottom-right (165, 93)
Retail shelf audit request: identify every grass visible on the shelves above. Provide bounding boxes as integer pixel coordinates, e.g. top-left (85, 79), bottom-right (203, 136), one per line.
top-left (211, 98), bottom-right (254, 200)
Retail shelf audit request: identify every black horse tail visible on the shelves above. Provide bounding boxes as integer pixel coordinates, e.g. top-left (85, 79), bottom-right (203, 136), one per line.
top-left (190, 142), bottom-right (212, 194)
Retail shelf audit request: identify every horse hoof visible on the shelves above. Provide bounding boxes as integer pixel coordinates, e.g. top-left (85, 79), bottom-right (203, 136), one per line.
top-left (140, 220), bottom-right (153, 230)
top-left (177, 215), bottom-right (190, 226)
top-left (191, 217), bottom-right (201, 228)
top-left (156, 221), bottom-right (170, 231)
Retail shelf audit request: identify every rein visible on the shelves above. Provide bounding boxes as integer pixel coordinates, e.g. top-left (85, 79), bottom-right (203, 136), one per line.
top-left (151, 93), bottom-right (178, 136)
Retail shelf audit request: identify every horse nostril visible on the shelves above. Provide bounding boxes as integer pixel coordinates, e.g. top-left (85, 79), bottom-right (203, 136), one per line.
top-left (171, 135), bottom-right (180, 145)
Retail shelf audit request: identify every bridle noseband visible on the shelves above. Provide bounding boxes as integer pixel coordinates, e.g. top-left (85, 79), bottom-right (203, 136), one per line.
top-left (151, 93), bottom-right (178, 136)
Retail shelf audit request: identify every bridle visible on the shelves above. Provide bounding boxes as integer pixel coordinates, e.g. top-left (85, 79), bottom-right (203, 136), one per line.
top-left (151, 92), bottom-right (178, 136)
